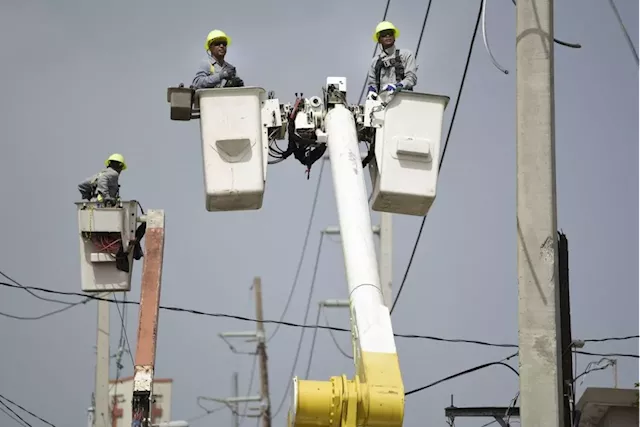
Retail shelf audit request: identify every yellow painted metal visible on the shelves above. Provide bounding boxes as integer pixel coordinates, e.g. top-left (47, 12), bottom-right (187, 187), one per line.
top-left (291, 353), bottom-right (404, 427)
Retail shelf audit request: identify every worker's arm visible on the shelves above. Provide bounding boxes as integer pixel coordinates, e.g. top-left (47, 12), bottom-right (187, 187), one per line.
top-left (399, 50), bottom-right (418, 90)
top-left (192, 59), bottom-right (234, 89)
top-left (365, 57), bottom-right (378, 92)
top-left (95, 169), bottom-right (120, 205)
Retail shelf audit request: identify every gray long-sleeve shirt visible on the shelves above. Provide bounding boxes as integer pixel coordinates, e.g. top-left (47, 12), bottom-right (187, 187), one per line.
top-left (366, 45), bottom-right (418, 91)
top-left (78, 167), bottom-right (120, 203)
top-left (191, 56), bottom-right (238, 89)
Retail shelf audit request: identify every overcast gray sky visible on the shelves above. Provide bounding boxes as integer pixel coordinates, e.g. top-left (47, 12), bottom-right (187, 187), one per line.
top-left (0, 0), bottom-right (638, 426)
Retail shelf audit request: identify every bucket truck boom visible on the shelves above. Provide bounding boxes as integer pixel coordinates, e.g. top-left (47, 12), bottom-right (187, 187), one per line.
top-left (166, 77), bottom-right (449, 427)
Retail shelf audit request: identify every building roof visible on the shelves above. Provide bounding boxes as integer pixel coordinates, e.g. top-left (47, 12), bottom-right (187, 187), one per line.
top-left (577, 387), bottom-right (638, 427)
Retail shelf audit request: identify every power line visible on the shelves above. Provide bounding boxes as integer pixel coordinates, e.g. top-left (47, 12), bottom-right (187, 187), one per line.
top-left (606, 0), bottom-right (639, 64)
top-left (2, 281), bottom-right (638, 353)
top-left (404, 352), bottom-right (519, 396)
top-left (0, 399), bottom-right (31, 427)
top-left (0, 269), bottom-right (77, 306)
top-left (390, 0), bottom-right (484, 314)
top-left (0, 394), bottom-right (56, 427)
top-left (267, 158), bottom-right (325, 343)
top-left (575, 351), bottom-right (639, 359)
top-left (272, 232), bottom-right (325, 419)
top-left (584, 335), bottom-right (640, 343)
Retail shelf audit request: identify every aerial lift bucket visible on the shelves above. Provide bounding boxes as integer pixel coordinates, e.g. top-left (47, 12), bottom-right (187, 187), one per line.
top-left (366, 91), bottom-right (450, 217)
top-left (195, 87), bottom-right (277, 212)
top-left (76, 200), bottom-right (139, 292)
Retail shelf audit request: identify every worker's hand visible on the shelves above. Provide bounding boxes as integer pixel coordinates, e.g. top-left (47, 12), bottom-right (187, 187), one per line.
top-left (366, 91), bottom-right (379, 101)
top-left (383, 83), bottom-right (403, 93)
top-left (222, 68), bottom-right (236, 79)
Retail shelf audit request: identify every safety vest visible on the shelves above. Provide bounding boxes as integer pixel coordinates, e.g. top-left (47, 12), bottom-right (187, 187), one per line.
top-left (374, 49), bottom-right (407, 92)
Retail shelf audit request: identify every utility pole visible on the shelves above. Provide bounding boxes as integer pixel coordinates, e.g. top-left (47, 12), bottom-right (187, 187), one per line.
top-left (516, 0), bottom-right (564, 426)
top-left (95, 295), bottom-right (110, 427)
top-left (232, 372), bottom-right (240, 427)
top-left (254, 277), bottom-right (272, 427)
top-left (132, 210), bottom-right (166, 427)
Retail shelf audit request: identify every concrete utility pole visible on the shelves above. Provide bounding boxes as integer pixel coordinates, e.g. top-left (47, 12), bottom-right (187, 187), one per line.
top-left (94, 296), bottom-right (111, 427)
top-left (516, 0), bottom-right (564, 426)
top-left (253, 277), bottom-right (272, 427)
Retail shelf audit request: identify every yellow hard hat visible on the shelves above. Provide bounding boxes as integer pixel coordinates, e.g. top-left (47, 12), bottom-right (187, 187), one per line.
top-left (373, 21), bottom-right (400, 42)
top-left (105, 153), bottom-right (127, 170)
top-left (205, 29), bottom-right (231, 51)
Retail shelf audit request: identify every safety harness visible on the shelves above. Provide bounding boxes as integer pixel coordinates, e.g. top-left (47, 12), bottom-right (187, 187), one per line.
top-left (374, 49), bottom-right (405, 92)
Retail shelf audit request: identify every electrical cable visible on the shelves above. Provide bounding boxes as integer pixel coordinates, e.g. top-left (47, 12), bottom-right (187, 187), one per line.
top-left (321, 306), bottom-right (353, 359)
top-left (573, 358), bottom-right (615, 384)
top-left (266, 159), bottom-right (325, 343)
top-left (481, 0), bottom-right (509, 74)
top-left (390, 0), bottom-right (484, 315)
top-left (2, 281), bottom-right (638, 353)
top-left (413, 0), bottom-right (434, 59)
top-left (575, 350), bottom-right (639, 359)
top-left (272, 233), bottom-right (325, 419)
top-left (113, 294), bottom-right (135, 366)
top-left (0, 399), bottom-right (31, 427)
top-left (404, 352), bottom-right (519, 396)
top-left (0, 269), bottom-right (75, 306)
top-left (356, 0), bottom-right (393, 104)
top-left (606, 0), bottom-right (639, 64)
top-left (509, 0), bottom-right (582, 49)
top-left (584, 335), bottom-right (639, 343)
top-left (303, 304), bottom-right (323, 379)
top-left (0, 394), bottom-right (56, 427)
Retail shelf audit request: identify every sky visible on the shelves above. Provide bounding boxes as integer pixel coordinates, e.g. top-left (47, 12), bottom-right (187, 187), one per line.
top-left (0, 0), bottom-right (638, 426)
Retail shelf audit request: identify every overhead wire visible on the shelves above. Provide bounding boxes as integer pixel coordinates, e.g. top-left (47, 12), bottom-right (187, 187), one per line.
top-left (390, 0), bottom-right (485, 314)
top-left (481, 0), bottom-right (509, 74)
top-left (2, 281), bottom-right (638, 354)
top-left (0, 394), bottom-right (56, 427)
top-left (0, 269), bottom-right (75, 306)
top-left (0, 399), bottom-right (31, 427)
top-left (321, 307), bottom-right (353, 360)
top-left (304, 302), bottom-right (353, 379)
top-left (266, 158), bottom-right (325, 343)
top-left (404, 352), bottom-right (519, 396)
top-left (606, 0), bottom-right (639, 64)
top-left (271, 232), bottom-right (325, 419)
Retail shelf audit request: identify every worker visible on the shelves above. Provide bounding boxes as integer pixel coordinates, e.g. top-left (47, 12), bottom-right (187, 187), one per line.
top-left (192, 29), bottom-right (245, 89)
top-left (78, 153), bottom-right (127, 207)
top-left (366, 21), bottom-right (418, 99)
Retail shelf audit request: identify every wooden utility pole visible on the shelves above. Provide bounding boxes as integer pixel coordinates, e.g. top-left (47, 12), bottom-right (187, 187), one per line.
top-left (254, 277), bottom-right (272, 427)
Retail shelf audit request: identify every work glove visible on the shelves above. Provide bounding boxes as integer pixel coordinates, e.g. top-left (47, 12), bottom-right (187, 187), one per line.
top-left (366, 85), bottom-right (378, 100)
top-left (224, 76), bottom-right (245, 88)
top-left (383, 83), bottom-right (403, 93)
top-left (221, 67), bottom-right (236, 79)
